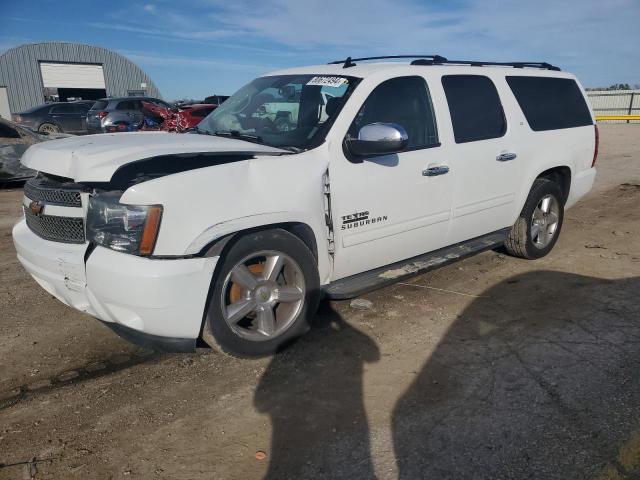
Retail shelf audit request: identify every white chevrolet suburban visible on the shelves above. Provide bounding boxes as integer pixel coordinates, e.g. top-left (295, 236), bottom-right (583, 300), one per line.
top-left (13, 55), bottom-right (598, 356)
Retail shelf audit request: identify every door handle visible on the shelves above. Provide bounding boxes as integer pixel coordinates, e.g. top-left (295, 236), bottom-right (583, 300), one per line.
top-left (496, 152), bottom-right (517, 162)
top-left (422, 165), bottom-right (450, 176)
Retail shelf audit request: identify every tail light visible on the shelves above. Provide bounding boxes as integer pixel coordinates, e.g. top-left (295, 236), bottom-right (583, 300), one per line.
top-left (97, 111), bottom-right (108, 119)
top-left (592, 124), bottom-right (599, 167)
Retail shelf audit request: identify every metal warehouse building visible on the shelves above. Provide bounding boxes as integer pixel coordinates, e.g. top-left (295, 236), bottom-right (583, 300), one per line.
top-left (0, 42), bottom-right (161, 118)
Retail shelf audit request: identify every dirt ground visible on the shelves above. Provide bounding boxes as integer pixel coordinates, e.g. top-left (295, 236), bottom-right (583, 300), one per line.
top-left (0, 125), bottom-right (639, 480)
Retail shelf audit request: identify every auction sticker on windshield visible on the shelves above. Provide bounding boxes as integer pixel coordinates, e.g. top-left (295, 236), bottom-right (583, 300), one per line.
top-left (307, 76), bottom-right (348, 87)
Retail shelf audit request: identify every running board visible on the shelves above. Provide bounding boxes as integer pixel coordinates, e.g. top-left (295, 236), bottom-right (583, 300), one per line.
top-left (322, 228), bottom-right (510, 300)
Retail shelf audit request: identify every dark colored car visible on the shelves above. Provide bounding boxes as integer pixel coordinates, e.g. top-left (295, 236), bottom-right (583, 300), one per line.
top-left (203, 95), bottom-right (229, 105)
top-left (0, 117), bottom-right (72, 183)
top-left (86, 97), bottom-right (171, 133)
top-left (13, 101), bottom-right (95, 135)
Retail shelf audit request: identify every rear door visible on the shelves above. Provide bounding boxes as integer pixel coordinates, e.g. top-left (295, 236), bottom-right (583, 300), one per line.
top-left (116, 100), bottom-right (144, 126)
top-left (329, 75), bottom-right (453, 280)
top-left (72, 104), bottom-right (89, 132)
top-left (87, 100), bottom-right (108, 130)
top-left (49, 104), bottom-right (83, 132)
top-left (441, 74), bottom-right (522, 244)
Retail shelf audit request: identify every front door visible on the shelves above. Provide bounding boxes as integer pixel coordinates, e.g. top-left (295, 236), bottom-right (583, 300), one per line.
top-left (329, 75), bottom-right (453, 280)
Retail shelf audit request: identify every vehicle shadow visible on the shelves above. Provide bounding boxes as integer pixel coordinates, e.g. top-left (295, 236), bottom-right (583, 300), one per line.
top-left (254, 301), bottom-right (380, 480)
top-left (392, 271), bottom-right (640, 480)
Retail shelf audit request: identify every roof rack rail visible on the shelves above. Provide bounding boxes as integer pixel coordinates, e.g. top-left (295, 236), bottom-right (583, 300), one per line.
top-left (328, 55), bottom-right (447, 68)
top-left (328, 55), bottom-right (560, 71)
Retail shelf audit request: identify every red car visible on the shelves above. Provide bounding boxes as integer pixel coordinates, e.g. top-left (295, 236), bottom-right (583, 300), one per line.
top-left (175, 104), bottom-right (217, 130)
top-left (138, 102), bottom-right (217, 132)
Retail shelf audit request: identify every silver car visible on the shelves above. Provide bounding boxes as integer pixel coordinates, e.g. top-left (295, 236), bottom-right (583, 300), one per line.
top-left (86, 97), bottom-right (170, 134)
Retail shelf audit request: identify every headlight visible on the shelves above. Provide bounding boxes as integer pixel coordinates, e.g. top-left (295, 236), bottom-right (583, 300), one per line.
top-left (87, 191), bottom-right (163, 256)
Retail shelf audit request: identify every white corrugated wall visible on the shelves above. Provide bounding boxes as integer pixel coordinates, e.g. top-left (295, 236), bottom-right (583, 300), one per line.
top-left (0, 42), bottom-right (161, 114)
top-left (586, 90), bottom-right (640, 124)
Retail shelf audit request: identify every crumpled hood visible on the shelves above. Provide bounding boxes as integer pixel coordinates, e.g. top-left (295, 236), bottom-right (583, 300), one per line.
top-left (21, 131), bottom-right (288, 182)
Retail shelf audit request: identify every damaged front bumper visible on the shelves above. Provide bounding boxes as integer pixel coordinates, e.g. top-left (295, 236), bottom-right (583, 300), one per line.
top-left (12, 219), bottom-right (218, 352)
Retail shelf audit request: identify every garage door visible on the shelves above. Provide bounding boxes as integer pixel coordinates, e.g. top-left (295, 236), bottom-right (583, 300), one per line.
top-left (40, 62), bottom-right (106, 89)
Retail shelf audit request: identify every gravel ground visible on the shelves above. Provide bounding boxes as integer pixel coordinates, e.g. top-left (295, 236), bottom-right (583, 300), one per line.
top-left (0, 125), bottom-right (639, 480)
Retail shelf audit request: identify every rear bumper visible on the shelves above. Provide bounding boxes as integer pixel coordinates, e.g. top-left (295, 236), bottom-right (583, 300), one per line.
top-left (13, 219), bottom-right (218, 350)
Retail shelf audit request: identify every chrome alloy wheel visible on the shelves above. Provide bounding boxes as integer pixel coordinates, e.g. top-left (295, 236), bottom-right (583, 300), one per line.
top-left (531, 194), bottom-right (560, 248)
top-left (221, 251), bottom-right (306, 341)
top-left (40, 124), bottom-right (59, 134)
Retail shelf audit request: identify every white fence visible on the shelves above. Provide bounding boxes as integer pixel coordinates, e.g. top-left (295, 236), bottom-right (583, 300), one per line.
top-left (586, 90), bottom-right (640, 123)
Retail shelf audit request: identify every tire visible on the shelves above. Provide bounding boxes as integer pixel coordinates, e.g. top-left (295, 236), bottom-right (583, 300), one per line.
top-left (39, 123), bottom-right (60, 134)
top-left (201, 229), bottom-right (320, 357)
top-left (505, 178), bottom-right (564, 259)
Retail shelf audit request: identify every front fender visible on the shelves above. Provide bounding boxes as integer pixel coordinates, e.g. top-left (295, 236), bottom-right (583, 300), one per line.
top-left (186, 213), bottom-right (332, 285)
top-left (118, 148), bottom-right (332, 283)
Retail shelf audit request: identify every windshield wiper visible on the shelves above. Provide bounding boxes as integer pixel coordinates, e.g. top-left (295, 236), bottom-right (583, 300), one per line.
top-left (213, 130), bottom-right (263, 142)
top-left (212, 130), bottom-right (300, 153)
top-left (188, 126), bottom-right (211, 135)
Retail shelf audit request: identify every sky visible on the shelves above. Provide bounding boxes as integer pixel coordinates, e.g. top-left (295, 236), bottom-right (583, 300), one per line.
top-left (1, 0), bottom-right (639, 101)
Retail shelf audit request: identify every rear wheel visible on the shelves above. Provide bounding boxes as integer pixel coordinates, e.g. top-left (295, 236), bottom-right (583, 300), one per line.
top-left (39, 123), bottom-right (60, 134)
top-left (202, 229), bottom-right (320, 357)
top-left (505, 178), bottom-right (564, 259)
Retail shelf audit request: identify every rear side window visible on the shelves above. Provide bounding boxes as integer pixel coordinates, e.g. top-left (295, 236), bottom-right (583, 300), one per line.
top-left (506, 76), bottom-right (592, 131)
top-left (348, 76), bottom-right (439, 150)
top-left (442, 75), bottom-right (506, 143)
top-left (116, 100), bottom-right (140, 111)
top-left (90, 100), bottom-right (108, 111)
top-left (49, 104), bottom-right (74, 114)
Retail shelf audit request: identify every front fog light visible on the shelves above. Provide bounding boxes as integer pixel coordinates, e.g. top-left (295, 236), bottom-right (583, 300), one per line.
top-left (87, 191), bottom-right (163, 255)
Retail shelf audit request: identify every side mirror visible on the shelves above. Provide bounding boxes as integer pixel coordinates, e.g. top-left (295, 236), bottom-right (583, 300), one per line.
top-left (346, 122), bottom-right (408, 157)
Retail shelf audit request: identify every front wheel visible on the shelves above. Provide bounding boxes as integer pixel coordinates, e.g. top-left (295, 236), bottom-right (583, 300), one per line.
top-left (504, 178), bottom-right (564, 259)
top-left (202, 229), bottom-right (320, 357)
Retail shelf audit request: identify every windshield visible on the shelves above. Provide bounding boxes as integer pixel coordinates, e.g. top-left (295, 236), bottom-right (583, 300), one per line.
top-left (198, 74), bottom-right (359, 150)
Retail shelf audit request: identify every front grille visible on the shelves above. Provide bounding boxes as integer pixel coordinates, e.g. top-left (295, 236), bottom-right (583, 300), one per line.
top-left (24, 177), bottom-right (82, 207)
top-left (24, 207), bottom-right (85, 244)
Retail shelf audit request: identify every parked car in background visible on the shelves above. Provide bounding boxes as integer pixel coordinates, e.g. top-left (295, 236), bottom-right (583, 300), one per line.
top-left (203, 95), bottom-right (229, 106)
top-left (13, 101), bottom-right (95, 135)
top-left (0, 117), bottom-right (71, 183)
top-left (86, 97), bottom-right (171, 133)
top-left (173, 103), bottom-right (217, 129)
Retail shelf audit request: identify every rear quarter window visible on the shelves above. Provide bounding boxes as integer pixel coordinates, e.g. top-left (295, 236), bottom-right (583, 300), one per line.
top-left (506, 76), bottom-right (592, 131)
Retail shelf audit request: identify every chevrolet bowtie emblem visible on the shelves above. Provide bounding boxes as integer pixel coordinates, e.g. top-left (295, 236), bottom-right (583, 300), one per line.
top-left (28, 200), bottom-right (45, 215)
